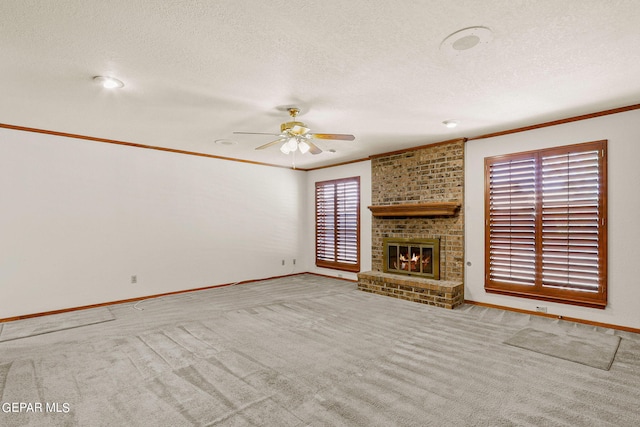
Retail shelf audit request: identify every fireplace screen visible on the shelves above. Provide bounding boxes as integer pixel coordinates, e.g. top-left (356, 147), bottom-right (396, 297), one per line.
top-left (383, 238), bottom-right (440, 279)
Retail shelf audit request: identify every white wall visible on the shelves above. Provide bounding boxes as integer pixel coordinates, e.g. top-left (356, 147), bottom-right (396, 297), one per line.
top-left (6, 108), bottom-right (637, 330)
top-left (0, 128), bottom-right (306, 318)
top-left (465, 109), bottom-right (640, 329)
top-left (305, 161), bottom-right (372, 281)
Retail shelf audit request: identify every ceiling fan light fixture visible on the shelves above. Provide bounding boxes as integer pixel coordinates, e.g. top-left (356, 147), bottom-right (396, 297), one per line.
top-left (93, 75), bottom-right (124, 89)
top-left (286, 137), bottom-right (298, 152)
top-left (280, 143), bottom-right (291, 154)
top-left (298, 141), bottom-right (310, 154)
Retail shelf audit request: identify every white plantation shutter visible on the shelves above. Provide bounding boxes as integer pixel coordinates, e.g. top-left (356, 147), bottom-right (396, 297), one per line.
top-left (316, 177), bottom-right (360, 272)
top-left (485, 141), bottom-right (607, 308)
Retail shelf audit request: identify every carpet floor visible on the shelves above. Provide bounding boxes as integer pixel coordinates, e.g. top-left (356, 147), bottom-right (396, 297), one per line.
top-left (1, 274), bottom-right (639, 426)
top-left (0, 307), bottom-right (115, 342)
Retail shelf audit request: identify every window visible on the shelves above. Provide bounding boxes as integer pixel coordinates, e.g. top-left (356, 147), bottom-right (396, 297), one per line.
top-left (316, 177), bottom-right (360, 272)
top-left (485, 140), bottom-right (607, 308)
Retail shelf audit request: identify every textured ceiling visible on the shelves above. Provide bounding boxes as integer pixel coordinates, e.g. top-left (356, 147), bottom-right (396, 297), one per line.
top-left (2, 1), bottom-right (640, 169)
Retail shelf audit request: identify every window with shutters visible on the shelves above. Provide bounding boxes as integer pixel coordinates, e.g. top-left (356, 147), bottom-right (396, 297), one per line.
top-left (316, 177), bottom-right (360, 272)
top-left (485, 140), bottom-right (607, 308)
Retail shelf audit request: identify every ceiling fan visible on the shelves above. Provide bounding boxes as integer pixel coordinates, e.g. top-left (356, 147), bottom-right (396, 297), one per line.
top-left (233, 107), bottom-right (355, 155)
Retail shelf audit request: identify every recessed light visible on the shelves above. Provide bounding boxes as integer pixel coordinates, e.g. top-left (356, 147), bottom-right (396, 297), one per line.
top-left (214, 139), bottom-right (237, 146)
top-left (327, 149), bottom-right (337, 154)
top-left (93, 76), bottom-right (124, 89)
top-left (442, 120), bottom-right (459, 129)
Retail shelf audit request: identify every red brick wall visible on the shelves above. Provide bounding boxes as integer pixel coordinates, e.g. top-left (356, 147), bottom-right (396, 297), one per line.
top-left (370, 140), bottom-right (464, 281)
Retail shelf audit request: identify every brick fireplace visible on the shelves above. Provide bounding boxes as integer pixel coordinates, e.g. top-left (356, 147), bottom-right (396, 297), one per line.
top-left (357, 139), bottom-right (465, 309)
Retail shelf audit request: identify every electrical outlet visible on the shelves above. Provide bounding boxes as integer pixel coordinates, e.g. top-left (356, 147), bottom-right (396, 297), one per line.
top-left (131, 275), bottom-right (137, 284)
top-left (282, 260), bottom-right (285, 266)
top-left (536, 306), bottom-right (547, 313)
top-left (293, 259), bottom-right (296, 265)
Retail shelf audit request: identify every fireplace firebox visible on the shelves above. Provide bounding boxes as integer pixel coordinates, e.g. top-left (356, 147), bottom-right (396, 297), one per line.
top-left (383, 238), bottom-right (440, 280)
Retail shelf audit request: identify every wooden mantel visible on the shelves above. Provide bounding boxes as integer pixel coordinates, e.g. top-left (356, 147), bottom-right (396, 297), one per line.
top-left (368, 202), bottom-right (460, 217)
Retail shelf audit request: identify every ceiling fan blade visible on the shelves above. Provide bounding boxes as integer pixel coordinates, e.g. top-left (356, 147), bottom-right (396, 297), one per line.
top-left (311, 133), bottom-right (355, 141)
top-left (255, 138), bottom-right (285, 150)
top-left (307, 141), bottom-right (323, 155)
top-left (233, 131), bottom-right (282, 136)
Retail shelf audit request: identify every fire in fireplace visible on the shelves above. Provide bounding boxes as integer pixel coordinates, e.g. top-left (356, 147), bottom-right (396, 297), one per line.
top-left (383, 238), bottom-right (440, 279)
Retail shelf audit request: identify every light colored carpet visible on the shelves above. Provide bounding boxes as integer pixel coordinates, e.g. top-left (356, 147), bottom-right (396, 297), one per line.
top-left (504, 326), bottom-right (621, 370)
top-left (1, 274), bottom-right (639, 426)
top-left (0, 306), bottom-right (114, 342)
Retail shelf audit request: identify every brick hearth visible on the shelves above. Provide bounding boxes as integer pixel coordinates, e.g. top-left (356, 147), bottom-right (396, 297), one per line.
top-left (358, 271), bottom-right (464, 309)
